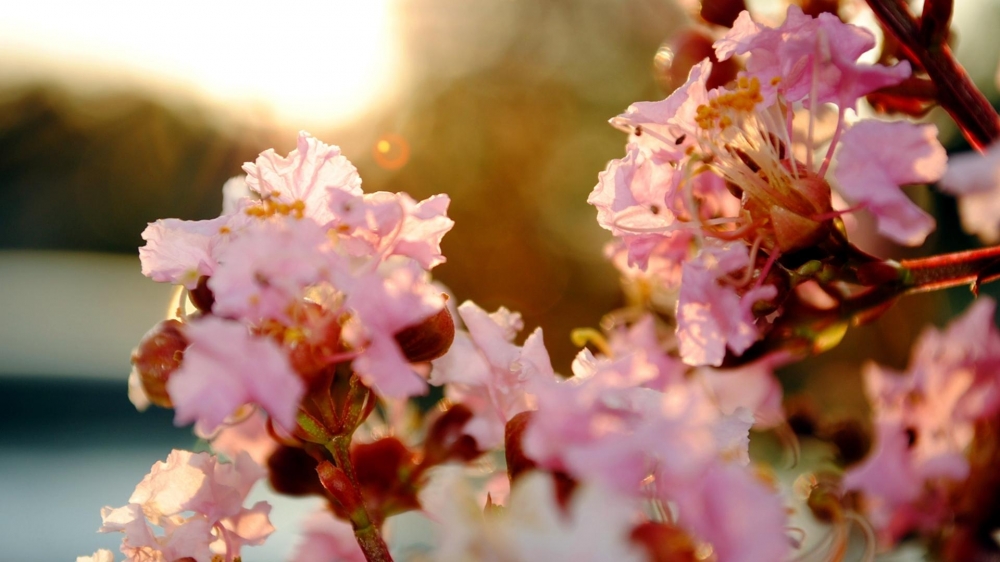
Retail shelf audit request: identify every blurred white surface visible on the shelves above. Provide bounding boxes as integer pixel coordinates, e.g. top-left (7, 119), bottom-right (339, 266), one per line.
top-left (0, 251), bottom-right (172, 379)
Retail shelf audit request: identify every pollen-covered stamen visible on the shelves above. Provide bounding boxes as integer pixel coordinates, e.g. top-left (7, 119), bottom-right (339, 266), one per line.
top-left (690, 74), bottom-right (844, 253)
top-left (245, 193), bottom-right (307, 220)
top-left (693, 78), bottom-right (801, 215)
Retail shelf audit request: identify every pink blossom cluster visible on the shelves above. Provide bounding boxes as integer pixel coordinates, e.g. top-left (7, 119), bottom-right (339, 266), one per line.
top-left (591, 5), bottom-right (947, 367)
top-left (135, 131), bottom-right (454, 434)
top-left (88, 450), bottom-right (273, 562)
top-left (428, 304), bottom-right (791, 560)
top-left (81, 2), bottom-right (1000, 560)
top-left (844, 298), bottom-right (1000, 544)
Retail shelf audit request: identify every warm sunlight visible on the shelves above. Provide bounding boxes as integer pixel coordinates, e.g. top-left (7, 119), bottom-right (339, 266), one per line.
top-left (0, 1), bottom-right (398, 128)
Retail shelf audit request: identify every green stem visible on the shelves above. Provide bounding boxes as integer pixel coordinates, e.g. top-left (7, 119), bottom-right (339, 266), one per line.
top-left (327, 437), bottom-right (393, 562)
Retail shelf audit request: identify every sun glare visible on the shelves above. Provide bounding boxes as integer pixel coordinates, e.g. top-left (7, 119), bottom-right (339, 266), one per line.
top-left (0, 1), bottom-right (398, 128)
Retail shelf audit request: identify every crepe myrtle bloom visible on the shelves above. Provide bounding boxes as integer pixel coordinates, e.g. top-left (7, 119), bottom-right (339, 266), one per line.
top-left (134, 132), bottom-right (456, 436)
top-left (843, 298), bottom-right (1000, 544)
top-left (590, 6), bottom-right (946, 366)
top-left (94, 450), bottom-right (273, 562)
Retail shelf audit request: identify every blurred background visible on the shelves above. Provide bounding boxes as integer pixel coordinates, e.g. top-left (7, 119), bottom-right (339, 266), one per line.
top-left (1, 0), bottom-right (999, 559)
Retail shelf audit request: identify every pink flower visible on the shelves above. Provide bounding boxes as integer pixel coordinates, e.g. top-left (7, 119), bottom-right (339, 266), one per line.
top-left (209, 218), bottom-right (333, 321)
top-left (698, 352), bottom-right (789, 428)
top-left (588, 145), bottom-right (741, 269)
top-left (99, 450), bottom-right (274, 562)
top-left (612, 60), bottom-right (712, 162)
top-left (429, 301), bottom-right (555, 449)
top-left (716, 7), bottom-right (909, 108)
top-left (210, 409), bottom-right (278, 466)
top-left (668, 462), bottom-right (789, 562)
top-left (604, 232), bottom-right (692, 290)
top-left (167, 316), bottom-right (305, 434)
top-left (242, 131), bottom-right (362, 225)
top-left (329, 190), bottom-right (455, 269)
top-left (843, 298), bottom-right (1000, 543)
top-left (833, 120), bottom-right (946, 246)
top-left (607, 315), bottom-right (687, 390)
top-left (100, 503), bottom-right (213, 562)
top-left (589, 144), bottom-right (681, 239)
top-left (289, 510), bottom-right (365, 562)
top-left (524, 348), bottom-right (752, 491)
top-left (503, 474), bottom-right (647, 562)
top-left (424, 469), bottom-right (646, 562)
top-left (139, 216), bottom-right (229, 289)
top-left (676, 252), bottom-right (776, 367)
top-left (338, 261), bottom-right (446, 398)
top-left (939, 141), bottom-right (1000, 242)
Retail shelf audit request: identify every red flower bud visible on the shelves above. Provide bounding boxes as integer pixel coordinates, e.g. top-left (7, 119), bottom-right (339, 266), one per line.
top-left (699, 0), bottom-right (746, 28)
top-left (130, 319), bottom-right (188, 408)
top-left (797, 0), bottom-right (840, 18)
top-left (267, 445), bottom-right (326, 497)
top-left (352, 437), bottom-right (422, 521)
top-left (316, 460), bottom-right (365, 516)
top-left (394, 305), bottom-right (455, 363)
top-left (504, 411), bottom-right (538, 483)
top-left (423, 403), bottom-right (483, 466)
top-left (630, 522), bottom-right (699, 562)
top-left (188, 275), bottom-right (215, 313)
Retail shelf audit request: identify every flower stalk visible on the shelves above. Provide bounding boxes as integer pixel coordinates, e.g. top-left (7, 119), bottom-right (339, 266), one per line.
top-left (867, 0), bottom-right (1000, 149)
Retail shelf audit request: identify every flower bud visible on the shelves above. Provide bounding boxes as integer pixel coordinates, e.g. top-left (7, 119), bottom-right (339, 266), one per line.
top-left (630, 522), bottom-right (699, 562)
top-left (316, 460), bottom-right (365, 516)
top-left (267, 445), bottom-right (326, 497)
top-left (504, 411), bottom-right (538, 483)
top-left (130, 319), bottom-right (188, 408)
top-left (423, 403), bottom-right (483, 466)
top-left (798, 0), bottom-right (840, 18)
top-left (699, 0), bottom-right (746, 28)
top-left (394, 305), bottom-right (455, 363)
top-left (188, 275), bottom-right (215, 313)
top-left (352, 437), bottom-right (422, 520)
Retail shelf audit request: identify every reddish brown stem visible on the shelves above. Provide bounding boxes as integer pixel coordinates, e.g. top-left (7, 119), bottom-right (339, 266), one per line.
top-left (900, 245), bottom-right (1000, 294)
top-left (867, 0), bottom-right (1000, 149)
top-left (920, 0), bottom-right (953, 47)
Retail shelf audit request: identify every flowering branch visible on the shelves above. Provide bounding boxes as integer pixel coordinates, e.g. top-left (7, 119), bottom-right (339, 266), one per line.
top-left (86, 4), bottom-right (1000, 561)
top-left (867, 0), bottom-right (1000, 149)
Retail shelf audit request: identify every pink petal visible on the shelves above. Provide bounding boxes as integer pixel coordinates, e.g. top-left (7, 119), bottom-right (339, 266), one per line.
top-left (339, 263), bottom-right (445, 397)
top-left (940, 142), bottom-right (1000, 242)
top-left (167, 317), bottom-right (305, 433)
top-left (612, 60), bottom-right (712, 162)
top-left (676, 260), bottom-right (775, 367)
top-left (209, 218), bottom-right (333, 321)
top-left (139, 217), bottom-right (228, 288)
top-left (834, 121), bottom-right (945, 246)
top-left (242, 131), bottom-right (362, 225)
top-left (669, 463), bottom-right (789, 562)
